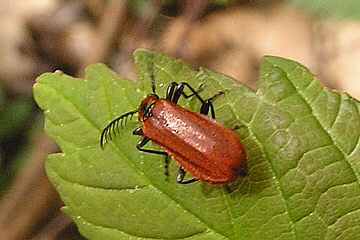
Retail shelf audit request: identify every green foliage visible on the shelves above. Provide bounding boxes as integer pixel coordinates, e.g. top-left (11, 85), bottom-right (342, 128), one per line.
top-left (131, 0), bottom-right (153, 16)
top-left (0, 98), bottom-right (33, 140)
top-left (287, 0), bottom-right (360, 20)
top-left (33, 49), bottom-right (360, 239)
top-left (0, 94), bottom-right (34, 194)
top-left (211, 0), bottom-right (231, 5)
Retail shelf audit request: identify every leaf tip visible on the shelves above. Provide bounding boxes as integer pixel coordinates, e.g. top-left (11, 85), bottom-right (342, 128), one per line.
top-left (261, 55), bottom-right (308, 70)
top-left (133, 48), bottom-right (153, 57)
top-left (83, 63), bottom-right (116, 79)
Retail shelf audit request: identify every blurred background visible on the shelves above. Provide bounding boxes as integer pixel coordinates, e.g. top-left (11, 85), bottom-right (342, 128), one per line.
top-left (0, 0), bottom-right (359, 239)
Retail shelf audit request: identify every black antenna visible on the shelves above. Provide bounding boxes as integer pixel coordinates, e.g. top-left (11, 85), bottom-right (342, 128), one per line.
top-left (151, 74), bottom-right (156, 94)
top-left (150, 54), bottom-right (156, 94)
top-left (100, 109), bottom-right (138, 149)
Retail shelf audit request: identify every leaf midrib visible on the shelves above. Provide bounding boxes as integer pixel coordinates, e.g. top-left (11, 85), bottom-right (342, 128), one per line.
top-left (52, 170), bottom-right (211, 239)
top-left (215, 78), bottom-right (298, 239)
top-left (41, 79), bottom-right (232, 239)
top-left (255, 59), bottom-right (360, 238)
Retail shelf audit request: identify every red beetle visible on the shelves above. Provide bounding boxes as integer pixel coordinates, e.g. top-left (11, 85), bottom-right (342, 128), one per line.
top-left (100, 81), bottom-right (248, 185)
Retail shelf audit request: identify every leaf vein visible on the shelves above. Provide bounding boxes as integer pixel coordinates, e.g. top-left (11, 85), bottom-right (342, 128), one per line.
top-left (272, 62), bottom-right (360, 184)
top-left (217, 79), bottom-right (297, 239)
top-left (328, 91), bottom-right (341, 129)
top-left (44, 79), bottom-right (230, 238)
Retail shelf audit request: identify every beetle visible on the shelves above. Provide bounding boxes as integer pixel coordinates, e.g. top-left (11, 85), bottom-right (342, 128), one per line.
top-left (100, 80), bottom-right (248, 185)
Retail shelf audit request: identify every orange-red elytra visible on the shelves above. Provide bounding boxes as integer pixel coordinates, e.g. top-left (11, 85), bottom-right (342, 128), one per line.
top-left (100, 81), bottom-right (248, 185)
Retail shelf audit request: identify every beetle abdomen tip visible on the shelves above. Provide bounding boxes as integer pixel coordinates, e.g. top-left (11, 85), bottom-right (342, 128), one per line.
top-left (235, 165), bottom-right (249, 178)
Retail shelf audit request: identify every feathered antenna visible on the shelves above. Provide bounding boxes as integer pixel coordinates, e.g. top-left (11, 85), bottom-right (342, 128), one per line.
top-left (100, 109), bottom-right (138, 149)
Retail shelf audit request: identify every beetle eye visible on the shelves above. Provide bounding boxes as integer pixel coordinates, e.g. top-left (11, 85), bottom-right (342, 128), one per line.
top-left (141, 104), bottom-right (146, 113)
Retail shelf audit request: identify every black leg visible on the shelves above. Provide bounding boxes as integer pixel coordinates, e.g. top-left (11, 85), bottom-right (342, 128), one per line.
top-left (133, 126), bottom-right (143, 135)
top-left (137, 147), bottom-right (167, 155)
top-left (164, 155), bottom-right (170, 180)
top-left (171, 84), bottom-right (185, 103)
top-left (199, 99), bottom-right (215, 118)
top-left (169, 82), bottom-right (226, 120)
top-left (136, 135), bottom-right (149, 148)
top-left (166, 82), bottom-right (177, 101)
top-left (172, 82), bottom-right (204, 104)
top-left (176, 167), bottom-right (198, 184)
top-left (178, 83), bottom-right (204, 99)
top-left (136, 136), bottom-right (169, 180)
top-left (136, 136), bottom-right (167, 155)
top-left (200, 98), bottom-right (217, 119)
top-left (200, 90), bottom-right (227, 119)
top-left (167, 82), bottom-right (204, 104)
top-left (176, 167), bottom-right (185, 182)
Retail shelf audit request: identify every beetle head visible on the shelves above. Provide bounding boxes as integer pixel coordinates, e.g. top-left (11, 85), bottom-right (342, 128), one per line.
top-left (138, 94), bottom-right (159, 122)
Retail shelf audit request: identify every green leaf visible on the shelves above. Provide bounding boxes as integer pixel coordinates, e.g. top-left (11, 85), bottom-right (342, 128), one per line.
top-left (0, 97), bottom-right (33, 140)
top-left (33, 49), bottom-right (360, 239)
top-left (0, 96), bottom-right (34, 194)
top-left (0, 147), bottom-right (30, 194)
top-left (211, 0), bottom-right (231, 5)
top-left (286, 0), bottom-right (360, 20)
